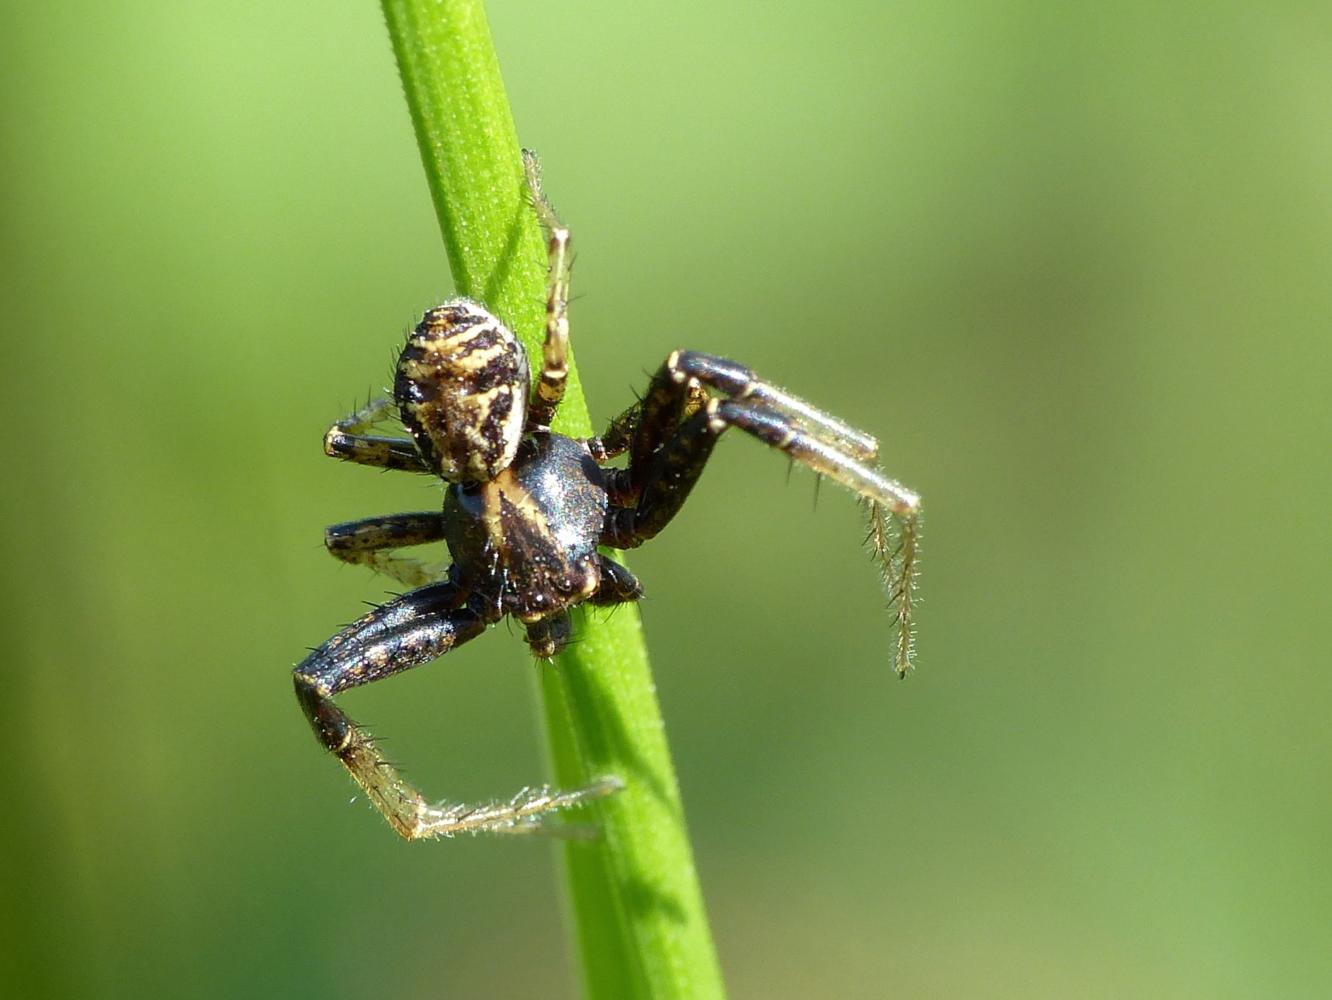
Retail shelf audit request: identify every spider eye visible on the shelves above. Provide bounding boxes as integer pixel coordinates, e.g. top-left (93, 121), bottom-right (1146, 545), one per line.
top-left (394, 301), bottom-right (530, 482)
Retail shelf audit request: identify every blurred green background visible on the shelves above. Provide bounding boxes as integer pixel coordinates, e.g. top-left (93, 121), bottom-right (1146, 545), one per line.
top-left (3, 2), bottom-right (1329, 997)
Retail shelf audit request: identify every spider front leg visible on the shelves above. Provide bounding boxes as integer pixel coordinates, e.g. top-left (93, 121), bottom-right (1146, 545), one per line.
top-left (522, 150), bottom-right (571, 429)
top-left (624, 352), bottom-right (880, 486)
top-left (293, 578), bottom-right (618, 838)
top-left (603, 351), bottom-right (921, 676)
top-left (704, 398), bottom-right (921, 676)
top-left (323, 396), bottom-right (429, 473)
top-left (324, 511), bottom-right (448, 589)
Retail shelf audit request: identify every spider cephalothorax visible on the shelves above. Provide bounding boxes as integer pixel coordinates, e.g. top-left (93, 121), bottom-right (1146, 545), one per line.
top-left (294, 152), bottom-right (921, 839)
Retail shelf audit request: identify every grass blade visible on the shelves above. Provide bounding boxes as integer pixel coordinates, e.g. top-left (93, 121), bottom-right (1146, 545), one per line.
top-left (379, 2), bottom-right (726, 996)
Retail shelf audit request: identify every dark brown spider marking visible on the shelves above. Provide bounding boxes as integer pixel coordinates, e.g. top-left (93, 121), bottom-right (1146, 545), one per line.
top-left (396, 302), bottom-right (529, 483)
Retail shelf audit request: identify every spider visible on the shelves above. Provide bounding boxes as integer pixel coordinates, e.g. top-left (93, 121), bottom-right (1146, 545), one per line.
top-left (293, 152), bottom-right (921, 840)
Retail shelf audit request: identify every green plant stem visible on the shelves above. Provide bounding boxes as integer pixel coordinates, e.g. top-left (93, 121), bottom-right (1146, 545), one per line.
top-left (379, 2), bottom-right (725, 997)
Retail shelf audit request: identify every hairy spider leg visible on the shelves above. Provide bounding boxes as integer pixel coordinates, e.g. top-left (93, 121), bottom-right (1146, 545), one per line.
top-left (323, 396), bottom-right (430, 473)
top-left (588, 383), bottom-right (711, 508)
top-left (646, 352), bottom-right (879, 466)
top-left (602, 350), bottom-right (921, 676)
top-left (712, 400), bottom-right (920, 676)
top-left (522, 150), bottom-right (571, 429)
top-left (584, 400), bottom-right (641, 462)
top-left (324, 511), bottom-right (448, 589)
top-left (293, 579), bottom-right (618, 838)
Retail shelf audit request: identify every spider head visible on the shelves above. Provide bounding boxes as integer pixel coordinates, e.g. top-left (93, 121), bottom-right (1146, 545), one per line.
top-left (394, 301), bottom-right (530, 483)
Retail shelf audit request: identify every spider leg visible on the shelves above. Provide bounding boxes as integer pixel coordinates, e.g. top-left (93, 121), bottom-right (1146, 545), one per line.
top-left (708, 399), bottom-right (921, 676)
top-left (323, 396), bottom-right (429, 473)
top-left (293, 580), bottom-right (618, 838)
top-left (587, 554), bottom-right (645, 605)
top-left (600, 404), bottom-right (720, 548)
top-left (584, 386), bottom-right (711, 512)
top-left (604, 350), bottom-right (922, 675)
top-left (324, 511), bottom-right (448, 589)
top-left (522, 150), bottom-right (571, 429)
top-left (583, 400), bottom-right (641, 462)
top-left (626, 352), bottom-right (878, 489)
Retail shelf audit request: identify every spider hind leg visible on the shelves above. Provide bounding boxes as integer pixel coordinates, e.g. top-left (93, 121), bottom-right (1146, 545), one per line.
top-left (293, 581), bottom-right (616, 838)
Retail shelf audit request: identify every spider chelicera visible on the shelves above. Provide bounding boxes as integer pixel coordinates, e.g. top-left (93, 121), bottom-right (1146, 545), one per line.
top-left (293, 152), bottom-right (921, 840)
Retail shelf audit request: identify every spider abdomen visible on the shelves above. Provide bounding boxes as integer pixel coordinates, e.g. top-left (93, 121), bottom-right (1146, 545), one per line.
top-left (394, 300), bottom-right (530, 483)
top-left (442, 433), bottom-right (608, 621)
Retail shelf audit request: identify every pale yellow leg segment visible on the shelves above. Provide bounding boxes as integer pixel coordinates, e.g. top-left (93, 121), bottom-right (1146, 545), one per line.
top-left (522, 149), bottom-right (572, 428)
top-left (324, 513), bottom-right (449, 589)
top-left (334, 720), bottom-right (622, 839)
top-left (706, 396), bottom-right (922, 677)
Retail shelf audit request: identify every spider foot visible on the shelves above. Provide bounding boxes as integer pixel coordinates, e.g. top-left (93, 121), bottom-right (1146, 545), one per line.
top-left (407, 777), bottom-right (625, 839)
top-left (319, 698), bottom-right (622, 840)
top-left (863, 498), bottom-right (920, 678)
